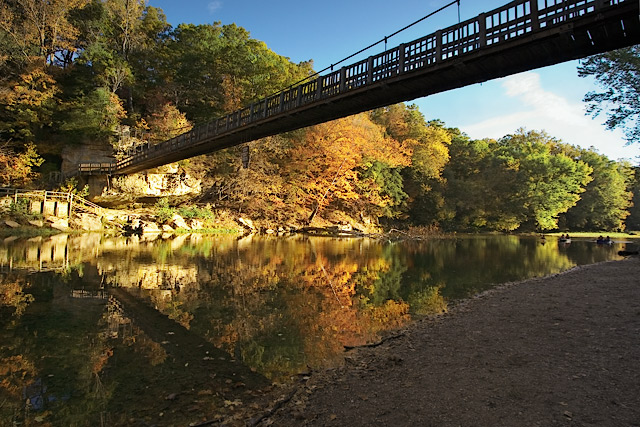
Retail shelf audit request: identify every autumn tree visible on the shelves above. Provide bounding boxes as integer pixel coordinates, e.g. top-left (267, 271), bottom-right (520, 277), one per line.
top-left (0, 0), bottom-right (88, 67)
top-left (0, 142), bottom-right (43, 186)
top-left (0, 64), bottom-right (58, 143)
top-left (144, 102), bottom-right (191, 143)
top-left (284, 114), bottom-right (410, 224)
top-left (103, 0), bottom-right (146, 60)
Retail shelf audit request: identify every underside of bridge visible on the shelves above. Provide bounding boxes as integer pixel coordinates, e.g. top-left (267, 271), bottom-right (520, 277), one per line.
top-left (114, 1), bottom-right (640, 175)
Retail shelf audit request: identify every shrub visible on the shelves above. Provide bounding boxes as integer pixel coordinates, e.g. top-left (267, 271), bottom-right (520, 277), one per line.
top-left (177, 206), bottom-right (214, 220)
top-left (154, 198), bottom-right (175, 223)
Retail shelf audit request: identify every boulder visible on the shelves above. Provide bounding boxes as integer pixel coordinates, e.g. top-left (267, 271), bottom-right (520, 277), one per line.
top-left (140, 221), bottom-right (161, 234)
top-left (4, 220), bottom-right (20, 228)
top-left (126, 219), bottom-right (161, 235)
top-left (104, 211), bottom-right (129, 223)
top-left (47, 217), bottom-right (69, 231)
top-left (238, 217), bottom-right (255, 231)
top-left (170, 213), bottom-right (190, 230)
top-left (28, 220), bottom-right (44, 228)
top-left (189, 219), bottom-right (203, 230)
top-left (336, 222), bottom-right (353, 232)
top-left (162, 224), bottom-right (174, 232)
top-left (71, 213), bottom-right (103, 231)
top-left (140, 233), bottom-right (160, 243)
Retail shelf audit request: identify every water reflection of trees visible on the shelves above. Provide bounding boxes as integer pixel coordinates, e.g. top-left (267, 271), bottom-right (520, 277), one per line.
top-left (94, 235), bottom-right (426, 379)
top-left (187, 237), bottom-right (417, 380)
top-left (0, 233), bottom-right (625, 422)
top-left (400, 236), bottom-right (577, 300)
top-left (0, 271), bottom-right (112, 426)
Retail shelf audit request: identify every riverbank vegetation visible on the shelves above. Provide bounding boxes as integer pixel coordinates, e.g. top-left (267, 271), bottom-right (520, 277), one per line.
top-left (1, 1), bottom-right (638, 233)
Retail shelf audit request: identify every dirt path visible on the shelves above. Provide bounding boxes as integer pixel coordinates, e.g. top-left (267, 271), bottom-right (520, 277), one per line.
top-left (261, 257), bottom-right (640, 426)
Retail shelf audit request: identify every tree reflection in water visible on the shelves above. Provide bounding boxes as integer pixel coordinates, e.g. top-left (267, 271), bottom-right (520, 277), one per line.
top-left (0, 233), bottom-right (625, 424)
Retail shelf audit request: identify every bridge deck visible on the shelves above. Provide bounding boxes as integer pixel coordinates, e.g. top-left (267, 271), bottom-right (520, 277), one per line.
top-left (84, 0), bottom-right (640, 176)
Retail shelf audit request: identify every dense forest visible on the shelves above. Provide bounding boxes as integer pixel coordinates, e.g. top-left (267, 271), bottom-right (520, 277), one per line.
top-left (1, 0), bottom-right (638, 232)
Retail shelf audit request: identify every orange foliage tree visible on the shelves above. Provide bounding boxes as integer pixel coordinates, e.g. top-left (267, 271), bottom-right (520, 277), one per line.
top-left (0, 142), bottom-right (43, 187)
top-left (283, 113), bottom-right (411, 223)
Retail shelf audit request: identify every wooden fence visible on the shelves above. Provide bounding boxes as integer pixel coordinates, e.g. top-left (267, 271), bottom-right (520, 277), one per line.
top-left (0, 188), bottom-right (104, 217)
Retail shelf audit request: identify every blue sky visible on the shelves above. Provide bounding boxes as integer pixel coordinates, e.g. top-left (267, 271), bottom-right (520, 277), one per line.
top-left (148, 0), bottom-right (639, 163)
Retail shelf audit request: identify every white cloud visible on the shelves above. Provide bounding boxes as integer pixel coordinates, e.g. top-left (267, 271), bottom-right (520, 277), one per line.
top-left (462, 72), bottom-right (639, 163)
top-left (207, 1), bottom-right (222, 14)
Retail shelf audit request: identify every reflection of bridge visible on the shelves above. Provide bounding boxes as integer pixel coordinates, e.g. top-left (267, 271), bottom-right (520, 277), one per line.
top-left (107, 287), bottom-right (270, 387)
top-left (79, 0), bottom-right (639, 175)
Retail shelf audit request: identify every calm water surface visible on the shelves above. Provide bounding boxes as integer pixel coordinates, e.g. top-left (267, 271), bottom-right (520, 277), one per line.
top-left (0, 233), bottom-right (629, 425)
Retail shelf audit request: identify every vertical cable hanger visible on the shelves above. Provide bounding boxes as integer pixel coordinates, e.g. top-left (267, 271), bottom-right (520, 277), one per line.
top-left (457, 0), bottom-right (462, 42)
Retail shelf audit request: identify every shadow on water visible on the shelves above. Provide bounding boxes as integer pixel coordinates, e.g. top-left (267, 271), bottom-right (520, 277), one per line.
top-left (109, 286), bottom-right (269, 383)
top-left (0, 232), bottom-right (631, 425)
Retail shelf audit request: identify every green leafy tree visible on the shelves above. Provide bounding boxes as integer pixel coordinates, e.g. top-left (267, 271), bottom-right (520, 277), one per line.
top-left (626, 167), bottom-right (640, 230)
top-left (371, 105), bottom-right (451, 226)
top-left (126, 5), bottom-right (171, 113)
top-left (578, 45), bottom-right (640, 144)
top-left (440, 134), bottom-right (499, 230)
top-left (563, 149), bottom-right (633, 231)
top-left (495, 130), bottom-right (592, 231)
top-left (160, 23), bottom-right (312, 123)
top-left (357, 159), bottom-right (407, 219)
top-left (159, 23), bottom-right (226, 122)
top-left (441, 130), bottom-right (593, 231)
top-left (59, 88), bottom-right (126, 138)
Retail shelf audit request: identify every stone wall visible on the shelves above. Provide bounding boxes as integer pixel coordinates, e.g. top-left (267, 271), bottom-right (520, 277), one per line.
top-left (108, 164), bottom-right (201, 197)
top-left (61, 142), bottom-right (115, 176)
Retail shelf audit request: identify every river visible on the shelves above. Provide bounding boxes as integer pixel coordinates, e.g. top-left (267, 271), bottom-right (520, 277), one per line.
top-left (0, 233), bottom-right (628, 425)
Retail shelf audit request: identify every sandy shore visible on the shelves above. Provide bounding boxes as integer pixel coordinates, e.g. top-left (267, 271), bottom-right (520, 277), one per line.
top-left (261, 257), bottom-right (640, 426)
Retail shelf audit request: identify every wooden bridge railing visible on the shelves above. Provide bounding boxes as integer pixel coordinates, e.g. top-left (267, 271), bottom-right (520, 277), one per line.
top-left (83, 0), bottom-right (634, 175)
top-left (77, 162), bottom-right (116, 175)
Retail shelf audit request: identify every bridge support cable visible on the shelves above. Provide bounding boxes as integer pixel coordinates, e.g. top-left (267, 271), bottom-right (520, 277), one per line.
top-left (91, 0), bottom-right (640, 175)
top-left (269, 0), bottom-right (460, 102)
